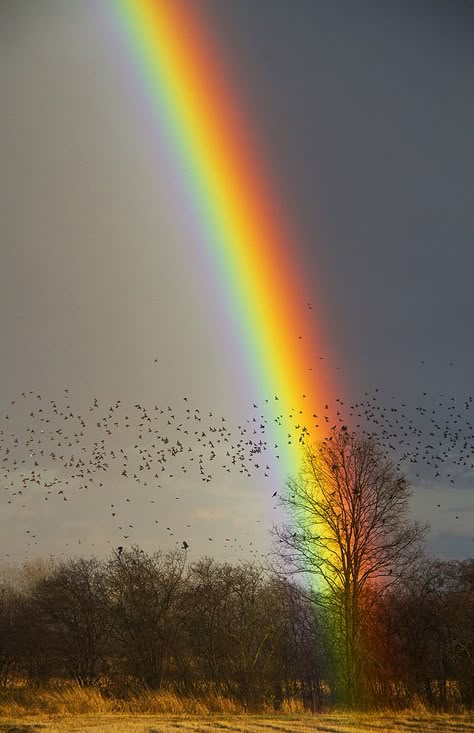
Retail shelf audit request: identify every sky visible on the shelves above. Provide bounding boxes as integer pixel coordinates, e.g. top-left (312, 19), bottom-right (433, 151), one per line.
top-left (0, 0), bottom-right (473, 565)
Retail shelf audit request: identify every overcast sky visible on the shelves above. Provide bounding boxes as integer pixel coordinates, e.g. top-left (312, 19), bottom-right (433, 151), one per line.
top-left (1, 0), bottom-right (473, 565)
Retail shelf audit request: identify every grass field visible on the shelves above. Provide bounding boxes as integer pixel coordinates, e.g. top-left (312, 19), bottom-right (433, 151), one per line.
top-left (0, 712), bottom-right (473, 733)
top-left (0, 688), bottom-right (472, 733)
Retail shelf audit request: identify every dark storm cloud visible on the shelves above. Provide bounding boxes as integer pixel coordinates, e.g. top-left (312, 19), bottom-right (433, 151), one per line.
top-left (203, 0), bottom-right (474, 559)
top-left (206, 0), bottom-right (474, 392)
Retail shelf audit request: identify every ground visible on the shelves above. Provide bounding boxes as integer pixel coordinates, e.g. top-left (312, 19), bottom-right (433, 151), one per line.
top-left (0, 713), bottom-right (473, 733)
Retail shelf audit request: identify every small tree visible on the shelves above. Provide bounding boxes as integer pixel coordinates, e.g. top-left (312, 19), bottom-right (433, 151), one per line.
top-left (184, 558), bottom-right (286, 708)
top-left (385, 557), bottom-right (474, 709)
top-left (274, 428), bottom-right (428, 706)
top-left (32, 557), bottom-right (110, 686)
top-left (105, 546), bottom-right (187, 690)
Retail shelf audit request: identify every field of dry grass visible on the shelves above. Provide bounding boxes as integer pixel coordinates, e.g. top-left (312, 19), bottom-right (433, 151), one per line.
top-left (0, 712), bottom-right (473, 733)
top-left (0, 686), bottom-right (472, 733)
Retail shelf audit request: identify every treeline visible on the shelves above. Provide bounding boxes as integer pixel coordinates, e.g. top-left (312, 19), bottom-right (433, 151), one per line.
top-left (0, 548), bottom-right (472, 711)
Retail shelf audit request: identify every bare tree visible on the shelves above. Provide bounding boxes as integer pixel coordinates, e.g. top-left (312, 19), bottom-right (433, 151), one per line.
top-left (183, 558), bottom-right (288, 708)
top-left (32, 557), bottom-right (110, 686)
top-left (272, 577), bottom-right (328, 710)
top-left (105, 546), bottom-right (187, 690)
top-left (274, 428), bottom-right (428, 706)
top-left (0, 586), bottom-right (23, 687)
top-left (383, 557), bottom-right (474, 709)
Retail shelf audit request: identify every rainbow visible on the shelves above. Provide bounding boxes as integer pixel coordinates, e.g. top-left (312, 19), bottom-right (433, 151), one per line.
top-left (108, 0), bottom-right (338, 481)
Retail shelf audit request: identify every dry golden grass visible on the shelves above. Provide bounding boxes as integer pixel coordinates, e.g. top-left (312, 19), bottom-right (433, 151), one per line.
top-left (0, 687), bottom-right (472, 733)
top-left (0, 687), bottom-right (242, 717)
top-left (0, 712), bottom-right (473, 733)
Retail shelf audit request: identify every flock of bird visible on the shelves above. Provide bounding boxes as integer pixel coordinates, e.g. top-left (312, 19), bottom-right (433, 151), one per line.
top-left (0, 387), bottom-right (277, 558)
top-left (1, 370), bottom-right (472, 559)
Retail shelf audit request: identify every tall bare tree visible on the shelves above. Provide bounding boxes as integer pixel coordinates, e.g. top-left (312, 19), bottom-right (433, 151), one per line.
top-left (274, 428), bottom-right (428, 705)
